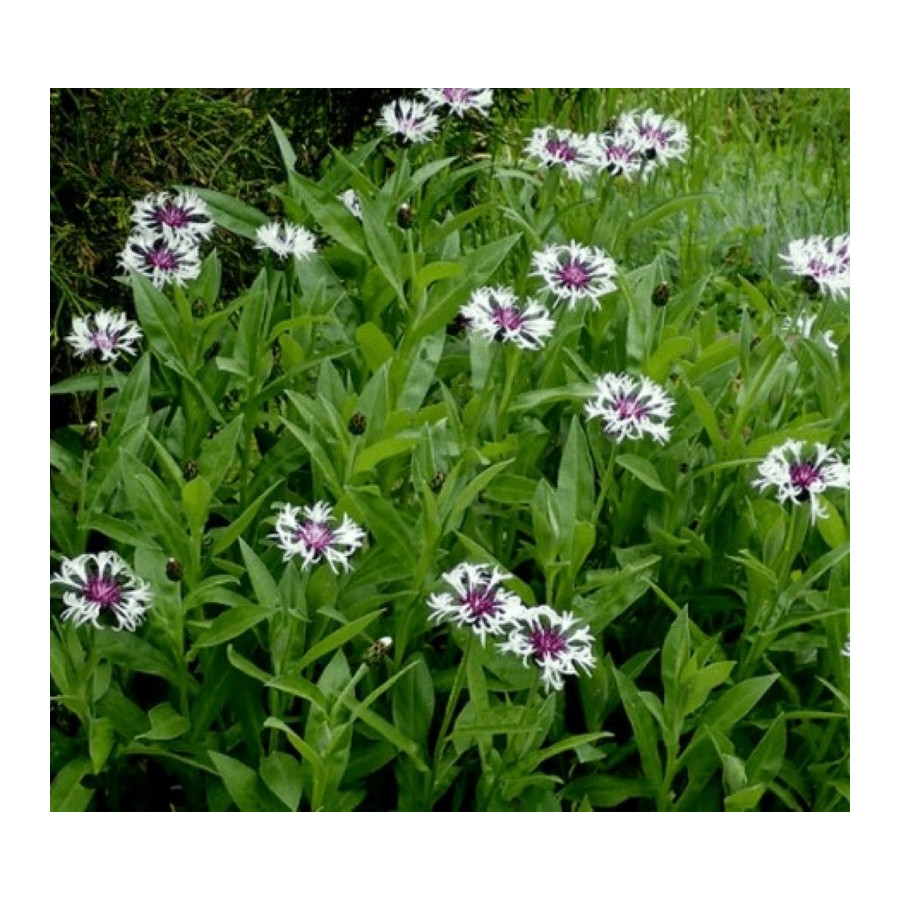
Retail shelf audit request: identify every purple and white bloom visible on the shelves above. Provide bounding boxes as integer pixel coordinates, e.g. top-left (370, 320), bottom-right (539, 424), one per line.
top-left (627, 108), bottom-right (690, 170)
top-left (131, 190), bottom-right (214, 244)
top-left (753, 439), bottom-right (850, 522)
top-left (780, 234), bottom-right (850, 299)
top-left (427, 562), bottom-right (525, 646)
top-left (66, 309), bottom-right (142, 363)
top-left (460, 286), bottom-right (555, 350)
top-left (783, 312), bottom-right (838, 355)
top-left (254, 221), bottom-right (317, 262)
top-left (51, 551), bottom-right (153, 631)
top-left (498, 605), bottom-right (596, 692)
top-left (584, 373), bottom-right (675, 444)
top-left (271, 501), bottom-right (365, 572)
top-left (592, 125), bottom-right (644, 180)
top-left (119, 231), bottom-right (202, 288)
top-left (525, 126), bottom-right (598, 182)
top-left (419, 88), bottom-right (493, 117)
top-left (339, 189), bottom-right (363, 220)
top-left (531, 241), bottom-right (618, 308)
top-left (378, 98), bottom-right (440, 144)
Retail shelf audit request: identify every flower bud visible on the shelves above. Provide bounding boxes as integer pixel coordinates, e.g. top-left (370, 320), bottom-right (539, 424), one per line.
top-left (348, 412), bottom-right (367, 435)
top-left (82, 420), bottom-right (101, 451)
top-left (165, 558), bottom-right (184, 582)
top-left (397, 203), bottom-right (415, 229)
top-left (182, 459), bottom-right (199, 481)
top-left (651, 281), bottom-right (670, 307)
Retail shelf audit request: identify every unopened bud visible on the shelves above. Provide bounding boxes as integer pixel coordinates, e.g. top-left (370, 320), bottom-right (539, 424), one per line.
top-left (165, 558), bottom-right (184, 582)
top-left (348, 412), bottom-right (367, 436)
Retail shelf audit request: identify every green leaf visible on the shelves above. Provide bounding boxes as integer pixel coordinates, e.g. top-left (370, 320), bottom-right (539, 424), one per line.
top-left (269, 115), bottom-right (297, 172)
top-left (131, 273), bottom-right (186, 366)
top-left (353, 436), bottom-right (421, 476)
top-left (702, 675), bottom-right (779, 732)
top-left (190, 606), bottom-right (275, 653)
top-left (260, 751), bottom-right (304, 811)
top-left (391, 653), bottom-right (434, 746)
top-left (238, 539), bottom-right (280, 609)
top-left (724, 784), bottom-right (766, 812)
top-left (266, 674), bottom-right (327, 710)
top-left (293, 609), bottom-right (385, 672)
top-left (616, 454), bottom-right (670, 494)
top-left (687, 385), bottom-right (725, 456)
top-left (94, 630), bottom-right (184, 686)
top-left (684, 661), bottom-right (736, 717)
top-left (557, 418), bottom-right (594, 525)
top-left (196, 415), bottom-right (243, 497)
top-left (209, 483), bottom-right (282, 556)
top-left (182, 476), bottom-right (212, 538)
top-left (137, 703), bottom-right (189, 741)
top-left (355, 322), bottom-right (394, 371)
top-left (815, 497), bottom-right (848, 550)
top-left (358, 193), bottom-right (405, 304)
top-left (745, 714), bottom-right (787, 785)
top-left (661, 605), bottom-right (691, 711)
top-left (192, 188), bottom-right (268, 239)
top-left (285, 172), bottom-right (367, 257)
top-left (612, 667), bottom-right (663, 788)
top-left (621, 193), bottom-right (712, 241)
top-left (208, 751), bottom-right (287, 811)
top-left (50, 757), bottom-right (95, 811)
top-left (89, 717), bottom-right (116, 773)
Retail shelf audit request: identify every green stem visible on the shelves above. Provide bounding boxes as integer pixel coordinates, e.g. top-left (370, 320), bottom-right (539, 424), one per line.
top-left (495, 345), bottom-right (521, 439)
top-left (593, 441), bottom-right (619, 522)
top-left (429, 632), bottom-right (474, 807)
top-left (95, 365), bottom-right (107, 430)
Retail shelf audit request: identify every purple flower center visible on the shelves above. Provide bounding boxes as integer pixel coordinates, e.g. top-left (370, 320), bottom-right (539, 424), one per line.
top-left (556, 261), bottom-right (592, 289)
top-left (90, 331), bottom-right (115, 352)
top-left (789, 462), bottom-right (822, 491)
top-left (615, 396), bottom-right (648, 420)
top-left (639, 126), bottom-right (669, 147)
top-left (297, 521), bottom-right (334, 553)
top-left (443, 88), bottom-right (472, 103)
top-left (84, 575), bottom-right (122, 609)
top-left (529, 627), bottom-right (568, 661)
top-left (492, 305), bottom-right (524, 331)
top-left (155, 203), bottom-right (191, 228)
top-left (546, 139), bottom-right (577, 163)
top-left (146, 245), bottom-right (179, 271)
top-left (607, 144), bottom-right (634, 162)
top-left (464, 588), bottom-right (498, 618)
top-left (808, 258), bottom-right (836, 278)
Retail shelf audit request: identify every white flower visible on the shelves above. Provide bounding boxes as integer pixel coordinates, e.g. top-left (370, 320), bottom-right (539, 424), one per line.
top-left (378, 98), bottom-right (440, 144)
top-left (339, 189), bottom-right (363, 220)
top-left (498, 606), bottom-right (596, 692)
top-left (627, 108), bottom-right (690, 171)
top-left (584, 372), bottom-right (675, 444)
top-left (419, 88), bottom-right (493, 117)
top-left (66, 309), bottom-right (142, 363)
top-left (782, 312), bottom-right (838, 355)
top-left (131, 190), bottom-right (214, 244)
top-left (531, 241), bottom-right (618, 308)
top-left (841, 634), bottom-right (850, 658)
top-left (460, 286), bottom-right (555, 350)
top-left (780, 234), bottom-right (850, 299)
top-left (592, 123), bottom-right (644, 180)
top-left (753, 439), bottom-right (850, 522)
top-left (119, 231), bottom-right (202, 288)
top-left (254, 221), bottom-right (317, 261)
top-left (427, 563), bottom-right (525, 646)
top-left (525, 126), bottom-right (598, 181)
top-left (271, 501), bottom-right (365, 572)
top-left (51, 551), bottom-right (153, 631)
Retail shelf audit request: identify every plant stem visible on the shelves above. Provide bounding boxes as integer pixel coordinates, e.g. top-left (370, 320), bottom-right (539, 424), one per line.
top-left (429, 632), bottom-right (474, 807)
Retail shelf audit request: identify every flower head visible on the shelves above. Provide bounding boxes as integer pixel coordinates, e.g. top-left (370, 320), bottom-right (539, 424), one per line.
top-left (378, 98), bottom-right (440, 144)
top-left (498, 606), bottom-right (596, 692)
top-left (51, 552), bottom-right (153, 631)
top-left (531, 241), bottom-right (618, 308)
top-left (131, 190), bottom-right (214, 244)
top-left (66, 309), bottom-right (142, 363)
top-left (427, 563), bottom-right (525, 646)
top-left (525, 126), bottom-right (598, 182)
top-left (584, 373), bottom-right (675, 444)
top-left (339, 189), bottom-right (363, 220)
top-left (753, 439), bottom-right (849, 522)
top-left (271, 501), bottom-right (365, 572)
top-left (460, 286), bottom-right (555, 350)
top-left (627, 108), bottom-right (690, 171)
top-left (254, 221), bottom-right (317, 261)
top-left (593, 124), bottom-right (644, 180)
top-left (782, 312), bottom-right (838, 355)
top-left (780, 234), bottom-right (850, 299)
top-left (420, 88), bottom-right (493, 117)
top-left (119, 231), bottom-right (202, 288)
